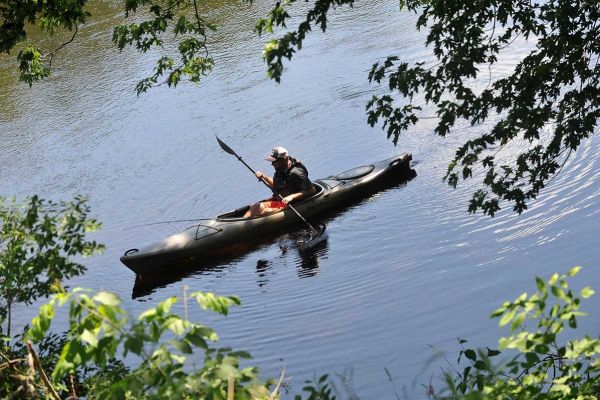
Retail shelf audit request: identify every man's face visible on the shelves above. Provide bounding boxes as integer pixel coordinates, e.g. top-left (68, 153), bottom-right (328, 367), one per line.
top-left (272, 157), bottom-right (287, 170)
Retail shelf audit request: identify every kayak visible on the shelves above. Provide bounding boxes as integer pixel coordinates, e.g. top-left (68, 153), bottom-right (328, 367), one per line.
top-left (121, 153), bottom-right (413, 274)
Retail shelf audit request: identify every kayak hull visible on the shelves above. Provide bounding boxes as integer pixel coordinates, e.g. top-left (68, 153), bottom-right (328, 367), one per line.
top-left (121, 154), bottom-right (414, 274)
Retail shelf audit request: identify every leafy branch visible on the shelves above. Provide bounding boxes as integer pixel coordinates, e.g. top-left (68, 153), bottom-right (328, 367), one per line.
top-left (112, 0), bottom-right (217, 94)
top-left (431, 267), bottom-right (600, 399)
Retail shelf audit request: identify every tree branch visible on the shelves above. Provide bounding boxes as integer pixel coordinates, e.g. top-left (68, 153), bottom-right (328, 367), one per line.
top-left (26, 340), bottom-right (61, 400)
top-left (47, 24), bottom-right (79, 70)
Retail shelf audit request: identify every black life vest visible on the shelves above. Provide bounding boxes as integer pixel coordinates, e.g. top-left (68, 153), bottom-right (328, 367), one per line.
top-left (273, 158), bottom-right (311, 196)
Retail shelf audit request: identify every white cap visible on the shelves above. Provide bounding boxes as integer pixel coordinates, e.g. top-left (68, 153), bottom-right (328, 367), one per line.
top-left (265, 146), bottom-right (288, 162)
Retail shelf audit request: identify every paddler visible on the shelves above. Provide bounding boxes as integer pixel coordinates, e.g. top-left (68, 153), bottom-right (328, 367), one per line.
top-left (244, 146), bottom-right (316, 218)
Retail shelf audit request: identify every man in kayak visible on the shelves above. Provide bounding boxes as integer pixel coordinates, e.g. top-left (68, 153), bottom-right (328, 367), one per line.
top-left (244, 146), bottom-right (316, 218)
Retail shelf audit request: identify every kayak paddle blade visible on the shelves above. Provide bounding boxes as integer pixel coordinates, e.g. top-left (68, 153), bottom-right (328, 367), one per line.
top-left (301, 223), bottom-right (328, 250)
top-left (215, 135), bottom-right (238, 157)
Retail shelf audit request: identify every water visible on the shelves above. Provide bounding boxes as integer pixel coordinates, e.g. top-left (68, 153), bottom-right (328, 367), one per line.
top-left (1, 1), bottom-right (600, 398)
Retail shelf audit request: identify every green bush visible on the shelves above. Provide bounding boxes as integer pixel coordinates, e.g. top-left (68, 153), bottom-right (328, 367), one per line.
top-left (0, 195), bottom-right (104, 337)
top-left (433, 267), bottom-right (600, 399)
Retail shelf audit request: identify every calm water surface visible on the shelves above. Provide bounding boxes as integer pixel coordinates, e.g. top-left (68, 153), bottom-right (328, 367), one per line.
top-left (1, 1), bottom-right (600, 398)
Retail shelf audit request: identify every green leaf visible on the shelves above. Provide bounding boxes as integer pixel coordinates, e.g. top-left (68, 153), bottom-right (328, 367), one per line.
top-left (93, 291), bottom-right (121, 306)
top-left (124, 335), bottom-right (144, 355)
top-left (511, 312), bottom-right (526, 331)
top-left (171, 339), bottom-right (193, 354)
top-left (535, 277), bottom-right (546, 293)
top-left (474, 360), bottom-right (488, 370)
top-left (464, 349), bottom-right (476, 361)
top-left (80, 329), bottom-right (98, 348)
top-left (581, 287), bottom-right (595, 298)
top-left (524, 352), bottom-right (539, 364)
top-left (487, 348), bottom-right (500, 357)
top-left (195, 292), bottom-right (240, 315)
top-left (166, 317), bottom-right (187, 335)
top-left (499, 308), bottom-right (516, 327)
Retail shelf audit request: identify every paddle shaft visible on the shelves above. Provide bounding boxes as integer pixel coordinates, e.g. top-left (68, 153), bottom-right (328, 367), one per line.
top-left (219, 142), bottom-right (319, 234)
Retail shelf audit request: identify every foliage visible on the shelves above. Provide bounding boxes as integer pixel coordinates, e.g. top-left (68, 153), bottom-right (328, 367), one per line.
top-left (295, 374), bottom-right (336, 400)
top-left (257, 0), bottom-right (600, 216)
top-left (112, 0), bottom-right (216, 94)
top-left (0, 196), bottom-right (104, 337)
top-left (0, 0), bottom-right (89, 86)
top-left (253, 0), bottom-right (355, 82)
top-left (431, 267), bottom-right (600, 399)
top-left (1, 0), bottom-right (215, 92)
top-left (0, 332), bottom-right (128, 398)
top-left (0, 288), bottom-right (276, 399)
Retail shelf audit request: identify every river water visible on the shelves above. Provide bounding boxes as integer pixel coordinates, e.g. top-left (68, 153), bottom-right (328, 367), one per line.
top-left (1, 1), bottom-right (600, 398)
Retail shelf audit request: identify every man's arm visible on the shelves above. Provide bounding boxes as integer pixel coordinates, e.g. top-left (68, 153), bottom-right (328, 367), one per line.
top-left (282, 185), bottom-right (316, 204)
top-left (282, 168), bottom-right (316, 203)
top-left (255, 171), bottom-right (273, 188)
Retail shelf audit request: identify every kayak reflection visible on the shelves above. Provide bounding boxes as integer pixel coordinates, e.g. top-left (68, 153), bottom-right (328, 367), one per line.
top-left (255, 231), bottom-right (329, 289)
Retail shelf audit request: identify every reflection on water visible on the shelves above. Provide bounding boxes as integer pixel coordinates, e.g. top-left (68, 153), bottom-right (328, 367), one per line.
top-left (254, 231), bottom-right (328, 288)
top-left (133, 225), bottom-right (331, 297)
top-left (296, 237), bottom-right (329, 278)
top-left (255, 258), bottom-right (272, 288)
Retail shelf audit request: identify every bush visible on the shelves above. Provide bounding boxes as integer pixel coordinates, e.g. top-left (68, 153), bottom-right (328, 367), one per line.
top-left (432, 267), bottom-right (600, 399)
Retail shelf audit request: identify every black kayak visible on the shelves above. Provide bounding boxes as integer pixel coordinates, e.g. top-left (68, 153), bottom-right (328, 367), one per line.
top-left (121, 153), bottom-right (413, 274)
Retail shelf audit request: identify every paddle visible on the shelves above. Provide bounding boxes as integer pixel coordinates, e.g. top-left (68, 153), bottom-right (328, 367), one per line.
top-left (216, 135), bottom-right (327, 246)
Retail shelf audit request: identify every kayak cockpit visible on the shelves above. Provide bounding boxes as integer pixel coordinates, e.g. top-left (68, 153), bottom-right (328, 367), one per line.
top-left (215, 183), bottom-right (325, 221)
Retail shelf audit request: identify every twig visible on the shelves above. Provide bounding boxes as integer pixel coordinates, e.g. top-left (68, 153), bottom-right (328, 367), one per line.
top-left (26, 350), bottom-right (37, 398)
top-left (47, 24), bottom-right (79, 69)
top-left (26, 341), bottom-right (61, 400)
top-left (545, 147), bottom-right (572, 185)
top-left (0, 349), bottom-right (15, 362)
top-left (0, 358), bottom-right (26, 371)
top-left (486, 10), bottom-right (497, 89)
top-left (183, 285), bottom-right (197, 372)
top-left (227, 376), bottom-right (234, 400)
top-left (269, 365), bottom-right (286, 400)
top-left (191, 0), bottom-right (209, 55)
top-left (69, 374), bottom-right (78, 399)
top-left (498, 31), bottom-right (522, 50)
top-left (384, 366), bottom-right (401, 400)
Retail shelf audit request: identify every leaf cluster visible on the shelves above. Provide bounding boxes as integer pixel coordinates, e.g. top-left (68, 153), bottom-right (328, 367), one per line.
top-left (295, 374), bottom-right (335, 400)
top-left (0, 195), bottom-right (104, 336)
top-left (112, 0), bottom-right (216, 94)
top-left (0, 332), bottom-right (128, 399)
top-left (366, 0), bottom-right (600, 215)
top-left (19, 288), bottom-right (275, 399)
top-left (0, 0), bottom-right (89, 85)
top-left (433, 267), bottom-right (600, 399)
top-left (254, 0), bottom-right (355, 82)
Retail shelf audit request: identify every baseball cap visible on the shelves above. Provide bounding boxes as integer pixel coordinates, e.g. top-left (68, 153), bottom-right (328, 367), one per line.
top-left (265, 146), bottom-right (288, 162)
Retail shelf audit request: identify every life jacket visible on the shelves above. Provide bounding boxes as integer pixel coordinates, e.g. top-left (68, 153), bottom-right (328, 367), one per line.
top-left (287, 157), bottom-right (309, 177)
top-left (273, 157), bottom-right (311, 196)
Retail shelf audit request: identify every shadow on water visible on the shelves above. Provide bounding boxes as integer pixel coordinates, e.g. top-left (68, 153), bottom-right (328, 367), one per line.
top-left (130, 167), bottom-right (417, 299)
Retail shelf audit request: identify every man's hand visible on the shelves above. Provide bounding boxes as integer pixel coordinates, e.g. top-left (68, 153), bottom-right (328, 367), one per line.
top-left (255, 171), bottom-right (264, 181)
top-left (281, 195), bottom-right (295, 205)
